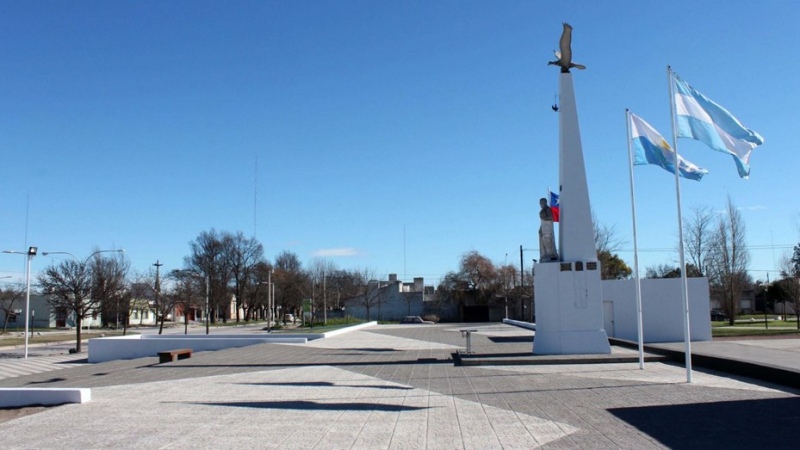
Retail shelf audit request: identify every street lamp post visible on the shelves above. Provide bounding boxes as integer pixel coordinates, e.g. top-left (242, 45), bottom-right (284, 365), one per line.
top-left (204, 275), bottom-right (209, 335)
top-left (763, 275), bottom-right (770, 331)
top-left (261, 270), bottom-right (274, 332)
top-left (2, 246), bottom-right (37, 359)
top-left (153, 260), bottom-right (163, 333)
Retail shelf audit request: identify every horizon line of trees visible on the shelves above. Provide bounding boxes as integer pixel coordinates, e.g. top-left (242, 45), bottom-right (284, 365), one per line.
top-left (5, 195), bottom-right (800, 349)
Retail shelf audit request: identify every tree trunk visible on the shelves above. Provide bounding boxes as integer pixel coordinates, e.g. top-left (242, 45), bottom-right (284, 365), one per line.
top-left (75, 317), bottom-right (83, 353)
top-left (159, 315), bottom-right (165, 334)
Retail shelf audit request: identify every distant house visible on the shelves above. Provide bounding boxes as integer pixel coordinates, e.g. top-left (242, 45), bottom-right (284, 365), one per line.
top-left (0, 294), bottom-right (104, 330)
top-left (0, 293), bottom-right (164, 330)
top-left (343, 274), bottom-right (452, 322)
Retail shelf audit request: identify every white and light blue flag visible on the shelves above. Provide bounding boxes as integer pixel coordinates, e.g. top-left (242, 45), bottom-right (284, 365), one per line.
top-left (672, 72), bottom-right (764, 179)
top-left (630, 112), bottom-right (708, 181)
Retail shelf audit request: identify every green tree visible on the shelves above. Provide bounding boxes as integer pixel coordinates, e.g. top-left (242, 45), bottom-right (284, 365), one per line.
top-left (598, 251), bottom-right (632, 280)
top-left (645, 263), bottom-right (702, 279)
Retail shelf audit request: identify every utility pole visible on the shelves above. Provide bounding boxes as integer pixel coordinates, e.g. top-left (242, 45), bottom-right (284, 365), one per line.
top-left (153, 260), bottom-right (163, 334)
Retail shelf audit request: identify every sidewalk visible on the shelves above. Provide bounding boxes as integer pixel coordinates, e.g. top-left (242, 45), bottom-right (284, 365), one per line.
top-left (0, 324), bottom-right (798, 449)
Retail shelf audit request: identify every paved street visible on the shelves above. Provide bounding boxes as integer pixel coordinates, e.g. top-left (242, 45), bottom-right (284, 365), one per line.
top-left (0, 324), bottom-right (798, 449)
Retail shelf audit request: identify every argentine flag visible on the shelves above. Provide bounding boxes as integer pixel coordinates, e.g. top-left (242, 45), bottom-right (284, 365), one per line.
top-left (672, 73), bottom-right (764, 179)
top-left (630, 112), bottom-right (708, 181)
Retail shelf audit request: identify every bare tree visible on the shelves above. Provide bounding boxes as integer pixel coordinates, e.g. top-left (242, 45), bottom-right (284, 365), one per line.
top-left (38, 260), bottom-right (94, 352)
top-left (593, 211), bottom-right (623, 254)
top-left (707, 196), bottom-right (751, 325)
top-left (91, 252), bottom-right (130, 329)
top-left (273, 251), bottom-right (308, 320)
top-left (307, 258), bottom-right (338, 323)
top-left (779, 251), bottom-right (800, 328)
top-left (130, 270), bottom-right (171, 334)
top-left (169, 269), bottom-right (204, 334)
top-left (0, 284), bottom-right (26, 333)
top-left (349, 268), bottom-right (384, 322)
top-left (592, 212), bottom-right (630, 279)
top-left (683, 205), bottom-right (716, 277)
top-left (436, 251), bottom-right (501, 321)
top-left (128, 278), bottom-right (154, 328)
top-left (460, 251), bottom-right (498, 299)
top-left (226, 232), bottom-right (265, 322)
top-left (325, 269), bottom-right (361, 310)
top-left (497, 263), bottom-right (518, 318)
top-left (185, 229), bottom-right (234, 324)
top-left (244, 261), bottom-right (273, 322)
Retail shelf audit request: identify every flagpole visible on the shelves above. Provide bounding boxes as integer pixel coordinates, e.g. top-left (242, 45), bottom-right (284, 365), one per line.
top-left (625, 109), bottom-right (645, 370)
top-left (668, 66), bottom-right (693, 383)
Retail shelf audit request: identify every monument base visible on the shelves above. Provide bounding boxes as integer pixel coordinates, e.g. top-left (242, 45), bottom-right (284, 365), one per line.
top-left (533, 329), bottom-right (611, 355)
top-left (533, 261), bottom-right (611, 355)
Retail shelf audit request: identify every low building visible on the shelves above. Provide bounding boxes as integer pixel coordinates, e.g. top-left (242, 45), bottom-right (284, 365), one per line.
top-left (343, 274), bottom-right (448, 322)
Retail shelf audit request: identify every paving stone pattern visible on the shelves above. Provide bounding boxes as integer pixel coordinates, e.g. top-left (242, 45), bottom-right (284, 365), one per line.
top-left (0, 324), bottom-right (798, 449)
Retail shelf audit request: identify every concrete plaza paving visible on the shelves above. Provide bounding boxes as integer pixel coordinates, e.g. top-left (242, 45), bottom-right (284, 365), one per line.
top-left (0, 324), bottom-right (799, 449)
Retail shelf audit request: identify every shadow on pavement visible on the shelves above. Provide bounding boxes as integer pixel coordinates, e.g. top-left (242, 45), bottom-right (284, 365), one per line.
top-left (608, 397), bottom-right (800, 448)
top-left (488, 336), bottom-right (533, 343)
top-left (26, 377), bottom-right (66, 385)
top-left (235, 381), bottom-right (413, 390)
top-left (183, 400), bottom-right (430, 412)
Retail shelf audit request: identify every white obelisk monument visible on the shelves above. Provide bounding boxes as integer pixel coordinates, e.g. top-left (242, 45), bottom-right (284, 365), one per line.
top-left (534, 24), bottom-right (610, 355)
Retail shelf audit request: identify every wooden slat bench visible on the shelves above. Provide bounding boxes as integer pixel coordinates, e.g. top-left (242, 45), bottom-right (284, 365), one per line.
top-left (158, 349), bottom-right (192, 364)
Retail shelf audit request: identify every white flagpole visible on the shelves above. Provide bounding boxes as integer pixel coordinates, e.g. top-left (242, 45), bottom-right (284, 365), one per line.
top-left (625, 109), bottom-right (645, 370)
top-left (668, 66), bottom-right (693, 383)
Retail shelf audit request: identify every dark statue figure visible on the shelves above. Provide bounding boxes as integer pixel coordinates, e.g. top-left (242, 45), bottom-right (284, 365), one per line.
top-left (547, 23), bottom-right (586, 73)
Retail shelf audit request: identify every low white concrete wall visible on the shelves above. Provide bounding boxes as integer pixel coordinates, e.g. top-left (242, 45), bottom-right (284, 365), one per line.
top-left (602, 278), bottom-right (712, 343)
top-left (322, 321), bottom-right (377, 338)
top-left (264, 321), bottom-right (379, 341)
top-left (0, 388), bottom-right (91, 407)
top-left (502, 319), bottom-right (536, 330)
top-left (88, 335), bottom-right (308, 363)
top-left (88, 322), bottom-right (378, 363)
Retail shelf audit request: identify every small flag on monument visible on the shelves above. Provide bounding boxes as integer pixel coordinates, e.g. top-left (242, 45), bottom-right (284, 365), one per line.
top-left (549, 190), bottom-right (560, 222)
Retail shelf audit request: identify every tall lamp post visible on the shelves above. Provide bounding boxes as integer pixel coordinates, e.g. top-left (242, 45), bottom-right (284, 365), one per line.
top-left (41, 249), bottom-right (125, 333)
top-left (260, 269), bottom-right (274, 332)
top-left (2, 247), bottom-right (37, 358)
top-left (763, 274), bottom-right (770, 331)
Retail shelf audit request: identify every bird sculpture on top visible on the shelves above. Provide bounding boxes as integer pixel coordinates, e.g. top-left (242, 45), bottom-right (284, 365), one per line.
top-left (548, 23), bottom-right (586, 73)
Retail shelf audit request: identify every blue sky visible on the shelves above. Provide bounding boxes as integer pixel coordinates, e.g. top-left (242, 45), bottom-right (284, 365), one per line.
top-left (1, 1), bottom-right (798, 286)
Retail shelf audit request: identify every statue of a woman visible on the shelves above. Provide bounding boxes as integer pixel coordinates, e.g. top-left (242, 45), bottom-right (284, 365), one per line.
top-left (539, 198), bottom-right (559, 261)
